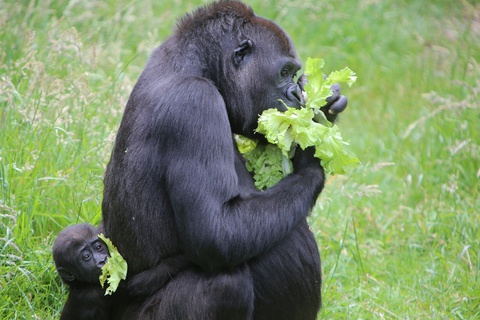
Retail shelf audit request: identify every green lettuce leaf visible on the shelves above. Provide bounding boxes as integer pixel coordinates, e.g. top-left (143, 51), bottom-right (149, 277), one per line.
top-left (240, 142), bottom-right (287, 190)
top-left (257, 107), bottom-right (314, 154)
top-left (236, 58), bottom-right (359, 189)
top-left (304, 57), bottom-right (357, 110)
top-left (98, 234), bottom-right (128, 295)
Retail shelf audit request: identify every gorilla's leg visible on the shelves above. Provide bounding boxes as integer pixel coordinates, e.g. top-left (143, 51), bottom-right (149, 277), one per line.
top-left (250, 221), bottom-right (321, 320)
top-left (138, 263), bottom-right (254, 320)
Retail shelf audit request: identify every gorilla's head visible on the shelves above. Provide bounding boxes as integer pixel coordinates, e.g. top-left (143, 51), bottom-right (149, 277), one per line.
top-left (176, 1), bottom-right (305, 139)
top-left (53, 224), bottom-right (109, 287)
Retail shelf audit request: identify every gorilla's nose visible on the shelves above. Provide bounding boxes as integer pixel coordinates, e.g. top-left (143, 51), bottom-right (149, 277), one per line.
top-left (97, 256), bottom-right (108, 268)
top-left (287, 85), bottom-right (306, 108)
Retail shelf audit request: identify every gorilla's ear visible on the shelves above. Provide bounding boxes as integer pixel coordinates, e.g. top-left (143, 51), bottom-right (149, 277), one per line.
top-left (233, 40), bottom-right (253, 66)
top-left (58, 267), bottom-right (75, 282)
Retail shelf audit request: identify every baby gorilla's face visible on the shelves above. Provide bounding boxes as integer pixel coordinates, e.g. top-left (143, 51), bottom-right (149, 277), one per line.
top-left (53, 224), bottom-right (110, 284)
top-left (74, 237), bottom-right (109, 283)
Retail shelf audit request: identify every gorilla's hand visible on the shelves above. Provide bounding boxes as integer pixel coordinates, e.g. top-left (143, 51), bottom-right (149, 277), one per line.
top-left (298, 74), bottom-right (348, 123)
top-left (292, 146), bottom-right (323, 174)
top-left (127, 256), bottom-right (191, 299)
top-left (320, 83), bottom-right (348, 123)
top-left (127, 270), bottom-right (162, 299)
top-left (292, 146), bottom-right (325, 198)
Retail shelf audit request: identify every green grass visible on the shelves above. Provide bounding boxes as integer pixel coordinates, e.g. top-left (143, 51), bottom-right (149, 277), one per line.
top-left (1, 0), bottom-right (479, 318)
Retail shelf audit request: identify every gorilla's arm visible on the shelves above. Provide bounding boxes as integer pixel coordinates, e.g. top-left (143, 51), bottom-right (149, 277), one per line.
top-left (127, 256), bottom-right (191, 298)
top-left (161, 78), bottom-right (325, 271)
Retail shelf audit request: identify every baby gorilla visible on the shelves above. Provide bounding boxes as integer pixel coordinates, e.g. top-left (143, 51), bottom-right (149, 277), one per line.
top-left (53, 223), bottom-right (189, 320)
top-left (52, 224), bottom-right (111, 319)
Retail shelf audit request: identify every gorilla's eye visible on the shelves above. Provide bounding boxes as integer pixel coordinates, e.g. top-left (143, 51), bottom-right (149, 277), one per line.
top-left (281, 69), bottom-right (289, 77)
top-left (94, 243), bottom-right (103, 251)
top-left (82, 252), bottom-right (91, 261)
top-left (281, 65), bottom-right (298, 79)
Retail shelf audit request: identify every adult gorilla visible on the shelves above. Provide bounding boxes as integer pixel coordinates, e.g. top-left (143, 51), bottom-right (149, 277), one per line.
top-left (102, 1), bottom-right (347, 319)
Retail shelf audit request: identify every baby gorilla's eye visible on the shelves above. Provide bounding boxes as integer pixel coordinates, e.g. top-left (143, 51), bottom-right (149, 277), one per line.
top-left (82, 252), bottom-right (91, 261)
top-left (94, 243), bottom-right (103, 251)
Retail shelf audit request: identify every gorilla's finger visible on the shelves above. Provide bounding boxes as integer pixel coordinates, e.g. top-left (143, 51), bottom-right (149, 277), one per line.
top-left (297, 74), bottom-right (307, 91)
top-left (328, 95), bottom-right (348, 114)
top-left (325, 83), bottom-right (341, 104)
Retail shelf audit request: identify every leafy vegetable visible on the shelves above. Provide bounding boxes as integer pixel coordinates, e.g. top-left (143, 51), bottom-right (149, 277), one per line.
top-left (98, 234), bottom-right (128, 295)
top-left (303, 58), bottom-right (357, 111)
top-left (235, 137), bottom-right (287, 190)
top-left (237, 58), bottom-right (359, 189)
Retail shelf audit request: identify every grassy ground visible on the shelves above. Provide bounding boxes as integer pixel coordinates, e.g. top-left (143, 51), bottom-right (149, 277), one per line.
top-left (1, 0), bottom-right (479, 318)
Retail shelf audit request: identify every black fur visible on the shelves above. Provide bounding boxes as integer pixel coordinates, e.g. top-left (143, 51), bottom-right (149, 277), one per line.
top-left (52, 224), bottom-right (111, 320)
top-left (102, 1), bottom-right (326, 319)
top-left (53, 224), bottom-right (191, 319)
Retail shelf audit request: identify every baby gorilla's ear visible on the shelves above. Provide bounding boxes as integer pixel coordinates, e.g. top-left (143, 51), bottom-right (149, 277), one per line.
top-left (58, 267), bottom-right (76, 282)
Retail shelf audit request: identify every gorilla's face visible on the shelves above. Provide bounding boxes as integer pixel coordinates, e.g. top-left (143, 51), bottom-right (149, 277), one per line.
top-left (53, 224), bottom-right (109, 285)
top-left (267, 57), bottom-right (305, 111)
top-left (220, 22), bottom-right (305, 139)
top-left (73, 237), bottom-right (109, 283)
